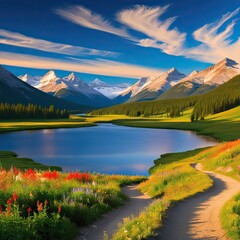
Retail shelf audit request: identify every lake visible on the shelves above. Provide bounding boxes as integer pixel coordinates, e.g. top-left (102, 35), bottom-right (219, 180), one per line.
top-left (0, 124), bottom-right (219, 175)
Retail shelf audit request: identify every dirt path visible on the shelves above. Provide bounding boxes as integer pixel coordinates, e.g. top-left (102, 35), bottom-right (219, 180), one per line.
top-left (149, 163), bottom-right (240, 240)
top-left (78, 184), bottom-right (153, 240)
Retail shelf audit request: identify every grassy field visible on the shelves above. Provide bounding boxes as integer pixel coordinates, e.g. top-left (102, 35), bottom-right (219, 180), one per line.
top-left (0, 166), bottom-right (146, 239)
top-left (0, 151), bottom-right (61, 171)
top-left (85, 106), bottom-right (240, 141)
top-left (0, 118), bottom-right (95, 133)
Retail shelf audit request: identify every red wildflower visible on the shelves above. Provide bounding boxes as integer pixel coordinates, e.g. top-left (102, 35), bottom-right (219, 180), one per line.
top-left (12, 193), bottom-right (18, 201)
top-left (7, 198), bottom-right (12, 205)
top-left (58, 205), bottom-right (61, 213)
top-left (41, 170), bottom-right (59, 180)
top-left (66, 172), bottom-right (92, 182)
top-left (22, 168), bottom-right (37, 181)
top-left (0, 205), bottom-right (2, 214)
top-left (37, 202), bottom-right (43, 212)
top-left (27, 207), bottom-right (32, 214)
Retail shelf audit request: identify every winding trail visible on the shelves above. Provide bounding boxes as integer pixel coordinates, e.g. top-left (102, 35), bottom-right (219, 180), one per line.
top-left (77, 184), bottom-right (153, 240)
top-left (149, 163), bottom-right (240, 240)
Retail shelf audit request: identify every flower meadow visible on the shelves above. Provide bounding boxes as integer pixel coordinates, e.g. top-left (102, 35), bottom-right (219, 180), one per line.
top-left (0, 167), bottom-right (146, 239)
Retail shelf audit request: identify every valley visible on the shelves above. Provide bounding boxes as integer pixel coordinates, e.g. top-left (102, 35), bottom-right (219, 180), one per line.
top-left (1, 1), bottom-right (240, 239)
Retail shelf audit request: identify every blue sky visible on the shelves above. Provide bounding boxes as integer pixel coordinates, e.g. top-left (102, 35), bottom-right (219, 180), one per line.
top-left (0, 0), bottom-right (239, 84)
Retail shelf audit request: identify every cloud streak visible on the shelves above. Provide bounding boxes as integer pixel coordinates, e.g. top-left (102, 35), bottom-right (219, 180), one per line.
top-left (117, 5), bottom-right (186, 55)
top-left (56, 5), bottom-right (135, 40)
top-left (0, 29), bottom-right (117, 57)
top-left (187, 7), bottom-right (240, 63)
top-left (57, 4), bottom-right (240, 64)
top-left (0, 51), bottom-right (162, 79)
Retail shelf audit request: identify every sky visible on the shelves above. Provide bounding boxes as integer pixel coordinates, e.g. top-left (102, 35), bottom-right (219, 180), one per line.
top-left (0, 0), bottom-right (239, 84)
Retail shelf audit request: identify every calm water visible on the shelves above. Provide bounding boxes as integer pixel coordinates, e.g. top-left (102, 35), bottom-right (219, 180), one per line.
top-left (0, 124), bottom-right (219, 175)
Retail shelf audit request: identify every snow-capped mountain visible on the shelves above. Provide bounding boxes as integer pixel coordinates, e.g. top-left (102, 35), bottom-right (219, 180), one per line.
top-left (89, 78), bottom-right (130, 99)
top-left (19, 71), bottom-right (112, 107)
top-left (18, 74), bottom-right (41, 87)
top-left (179, 58), bottom-right (240, 85)
top-left (119, 68), bottom-right (186, 102)
top-left (0, 66), bottom-right (85, 110)
top-left (159, 58), bottom-right (240, 99)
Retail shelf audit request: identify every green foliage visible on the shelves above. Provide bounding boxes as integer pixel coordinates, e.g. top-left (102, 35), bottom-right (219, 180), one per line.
top-left (191, 75), bottom-right (240, 121)
top-left (0, 103), bottom-right (69, 120)
top-left (0, 200), bottom-right (77, 240)
top-left (221, 194), bottom-right (240, 240)
top-left (92, 96), bottom-right (199, 118)
top-left (92, 75), bottom-right (240, 121)
top-left (0, 150), bottom-right (61, 171)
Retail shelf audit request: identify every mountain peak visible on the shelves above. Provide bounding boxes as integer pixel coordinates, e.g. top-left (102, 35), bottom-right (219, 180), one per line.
top-left (188, 70), bottom-right (199, 77)
top-left (89, 78), bottom-right (109, 87)
top-left (168, 67), bottom-right (176, 73)
top-left (66, 73), bottom-right (80, 82)
top-left (92, 78), bottom-right (105, 84)
top-left (218, 58), bottom-right (238, 67)
top-left (43, 70), bottom-right (57, 79)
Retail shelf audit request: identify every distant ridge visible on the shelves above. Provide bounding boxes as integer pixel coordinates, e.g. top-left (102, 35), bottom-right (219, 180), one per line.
top-left (159, 58), bottom-right (240, 99)
top-left (0, 66), bottom-right (90, 111)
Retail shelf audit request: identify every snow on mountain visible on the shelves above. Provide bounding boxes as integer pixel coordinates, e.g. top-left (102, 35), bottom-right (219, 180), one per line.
top-left (18, 74), bottom-right (41, 87)
top-left (119, 77), bottom-right (153, 99)
top-left (62, 73), bottom-right (101, 96)
top-left (142, 68), bottom-right (186, 91)
top-left (180, 58), bottom-right (240, 86)
top-left (188, 70), bottom-right (199, 78)
top-left (89, 78), bottom-right (130, 99)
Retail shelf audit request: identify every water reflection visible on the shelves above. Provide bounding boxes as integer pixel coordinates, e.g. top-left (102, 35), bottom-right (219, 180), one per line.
top-left (0, 124), bottom-right (219, 175)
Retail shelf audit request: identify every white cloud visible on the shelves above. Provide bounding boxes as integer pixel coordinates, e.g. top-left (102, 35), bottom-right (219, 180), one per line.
top-left (117, 5), bottom-right (186, 55)
top-left (0, 51), bottom-right (162, 79)
top-left (56, 5), bottom-right (135, 40)
top-left (56, 4), bottom-right (240, 64)
top-left (0, 29), bottom-right (117, 57)
top-left (186, 7), bottom-right (240, 63)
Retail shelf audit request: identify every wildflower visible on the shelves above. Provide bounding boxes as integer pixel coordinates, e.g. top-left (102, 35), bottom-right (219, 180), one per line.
top-left (41, 170), bottom-right (59, 180)
top-left (66, 172), bottom-right (92, 182)
top-left (44, 200), bottom-right (48, 206)
top-left (58, 205), bottom-right (61, 213)
top-left (37, 202), bottom-right (43, 212)
top-left (7, 198), bottom-right (12, 205)
top-left (12, 193), bottom-right (18, 201)
top-left (0, 205), bottom-right (2, 214)
top-left (27, 207), bottom-right (32, 214)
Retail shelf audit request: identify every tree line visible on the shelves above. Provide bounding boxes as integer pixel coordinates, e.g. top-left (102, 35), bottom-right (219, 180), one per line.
top-left (92, 75), bottom-right (240, 121)
top-left (92, 96), bottom-right (199, 117)
top-left (191, 75), bottom-right (240, 121)
top-left (0, 103), bottom-right (69, 120)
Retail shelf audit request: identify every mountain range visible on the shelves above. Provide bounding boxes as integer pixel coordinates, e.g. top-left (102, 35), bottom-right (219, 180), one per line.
top-left (159, 58), bottom-right (240, 99)
top-left (0, 66), bottom-right (89, 111)
top-left (1, 57), bottom-right (238, 110)
top-left (19, 71), bottom-right (130, 107)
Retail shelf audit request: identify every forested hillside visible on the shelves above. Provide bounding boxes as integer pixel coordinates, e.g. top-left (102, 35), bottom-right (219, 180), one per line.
top-left (0, 103), bottom-right (69, 119)
top-left (92, 96), bottom-right (199, 117)
top-left (92, 75), bottom-right (240, 119)
top-left (191, 75), bottom-right (240, 121)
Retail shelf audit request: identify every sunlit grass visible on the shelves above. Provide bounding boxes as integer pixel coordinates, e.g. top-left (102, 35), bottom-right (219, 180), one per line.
top-left (112, 148), bottom-right (213, 239)
top-left (86, 106), bottom-right (240, 141)
top-left (0, 118), bottom-right (95, 132)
